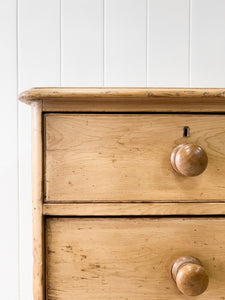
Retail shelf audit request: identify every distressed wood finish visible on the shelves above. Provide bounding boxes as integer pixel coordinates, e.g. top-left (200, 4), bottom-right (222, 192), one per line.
top-left (45, 114), bottom-right (225, 202)
top-left (19, 88), bottom-right (225, 299)
top-left (19, 87), bottom-right (225, 112)
top-left (46, 218), bottom-right (225, 299)
top-left (19, 87), bottom-right (225, 103)
top-left (31, 101), bottom-right (44, 300)
top-left (43, 202), bottom-right (225, 216)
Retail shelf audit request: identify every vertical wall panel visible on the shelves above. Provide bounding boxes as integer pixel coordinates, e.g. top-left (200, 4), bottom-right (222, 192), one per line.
top-left (18, 1), bottom-right (60, 299)
top-left (191, 0), bottom-right (225, 87)
top-left (18, 0), bottom-right (60, 91)
top-left (0, 1), bottom-right (18, 299)
top-left (148, 0), bottom-right (189, 87)
top-left (104, 0), bottom-right (147, 86)
top-left (62, 0), bottom-right (103, 86)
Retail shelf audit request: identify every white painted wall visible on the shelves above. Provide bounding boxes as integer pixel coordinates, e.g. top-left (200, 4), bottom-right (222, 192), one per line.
top-left (1, 0), bottom-right (225, 299)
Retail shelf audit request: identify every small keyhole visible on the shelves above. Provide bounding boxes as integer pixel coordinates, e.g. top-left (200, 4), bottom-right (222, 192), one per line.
top-left (183, 126), bottom-right (190, 137)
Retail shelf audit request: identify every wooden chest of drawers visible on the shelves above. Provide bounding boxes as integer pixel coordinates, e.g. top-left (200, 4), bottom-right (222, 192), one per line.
top-left (19, 88), bottom-right (225, 299)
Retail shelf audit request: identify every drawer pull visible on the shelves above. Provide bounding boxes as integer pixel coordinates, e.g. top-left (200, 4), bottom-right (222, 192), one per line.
top-left (171, 144), bottom-right (208, 176)
top-left (172, 256), bottom-right (209, 296)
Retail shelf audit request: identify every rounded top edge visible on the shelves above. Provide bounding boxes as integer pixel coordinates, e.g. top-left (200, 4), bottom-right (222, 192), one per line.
top-left (19, 87), bottom-right (225, 105)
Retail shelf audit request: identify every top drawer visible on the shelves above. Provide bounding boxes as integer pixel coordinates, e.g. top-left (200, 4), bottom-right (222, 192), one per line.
top-left (44, 114), bottom-right (225, 202)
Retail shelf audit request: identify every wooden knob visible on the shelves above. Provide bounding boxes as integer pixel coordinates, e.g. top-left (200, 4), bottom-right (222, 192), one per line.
top-left (172, 256), bottom-right (209, 296)
top-left (171, 144), bottom-right (208, 176)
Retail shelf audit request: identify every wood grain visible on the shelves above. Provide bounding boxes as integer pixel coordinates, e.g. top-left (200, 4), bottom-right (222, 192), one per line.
top-left (42, 97), bottom-right (225, 113)
top-left (21, 88), bottom-right (225, 300)
top-left (19, 88), bottom-right (225, 113)
top-left (46, 218), bottom-right (225, 299)
top-left (19, 87), bottom-right (225, 102)
top-left (170, 144), bottom-right (208, 176)
top-left (172, 256), bottom-right (208, 296)
top-left (19, 87), bottom-right (225, 112)
top-left (31, 101), bottom-right (44, 300)
top-left (43, 203), bottom-right (225, 216)
top-left (45, 114), bottom-right (225, 202)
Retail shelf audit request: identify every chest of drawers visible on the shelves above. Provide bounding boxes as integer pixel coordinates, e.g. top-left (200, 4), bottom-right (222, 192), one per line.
top-left (19, 88), bottom-right (225, 299)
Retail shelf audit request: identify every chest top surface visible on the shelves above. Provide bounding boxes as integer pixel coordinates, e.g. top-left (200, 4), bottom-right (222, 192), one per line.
top-left (19, 87), bottom-right (225, 112)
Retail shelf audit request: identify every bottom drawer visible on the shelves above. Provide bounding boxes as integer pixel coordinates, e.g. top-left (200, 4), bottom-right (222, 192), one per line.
top-left (46, 218), bottom-right (225, 299)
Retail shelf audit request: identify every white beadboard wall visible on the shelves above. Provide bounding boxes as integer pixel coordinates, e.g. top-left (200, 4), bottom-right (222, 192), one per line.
top-left (0, 0), bottom-right (225, 299)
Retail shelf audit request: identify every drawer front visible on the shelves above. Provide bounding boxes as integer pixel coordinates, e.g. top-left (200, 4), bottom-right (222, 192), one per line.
top-left (46, 218), bottom-right (225, 299)
top-left (44, 114), bottom-right (225, 202)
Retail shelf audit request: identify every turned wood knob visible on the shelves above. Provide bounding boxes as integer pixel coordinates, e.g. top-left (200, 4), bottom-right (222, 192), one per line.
top-left (172, 256), bottom-right (209, 296)
top-left (171, 144), bottom-right (208, 176)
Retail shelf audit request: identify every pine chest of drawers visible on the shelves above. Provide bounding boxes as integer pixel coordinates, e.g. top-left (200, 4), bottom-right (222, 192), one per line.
top-left (19, 88), bottom-right (225, 300)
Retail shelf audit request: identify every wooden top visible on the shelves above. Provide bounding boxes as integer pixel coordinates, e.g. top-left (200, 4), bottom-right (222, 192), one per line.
top-left (19, 87), bottom-right (225, 112)
top-left (19, 87), bottom-right (225, 103)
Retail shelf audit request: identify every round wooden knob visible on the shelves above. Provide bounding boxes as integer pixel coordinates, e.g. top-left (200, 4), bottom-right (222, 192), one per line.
top-left (172, 256), bottom-right (209, 296)
top-left (171, 144), bottom-right (208, 176)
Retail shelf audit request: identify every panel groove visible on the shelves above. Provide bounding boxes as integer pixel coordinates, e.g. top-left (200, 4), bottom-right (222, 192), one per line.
top-left (60, 0), bottom-right (62, 87)
top-left (103, 0), bottom-right (105, 87)
top-left (188, 0), bottom-right (191, 87)
top-left (146, 0), bottom-right (149, 86)
top-left (16, 0), bottom-right (20, 297)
